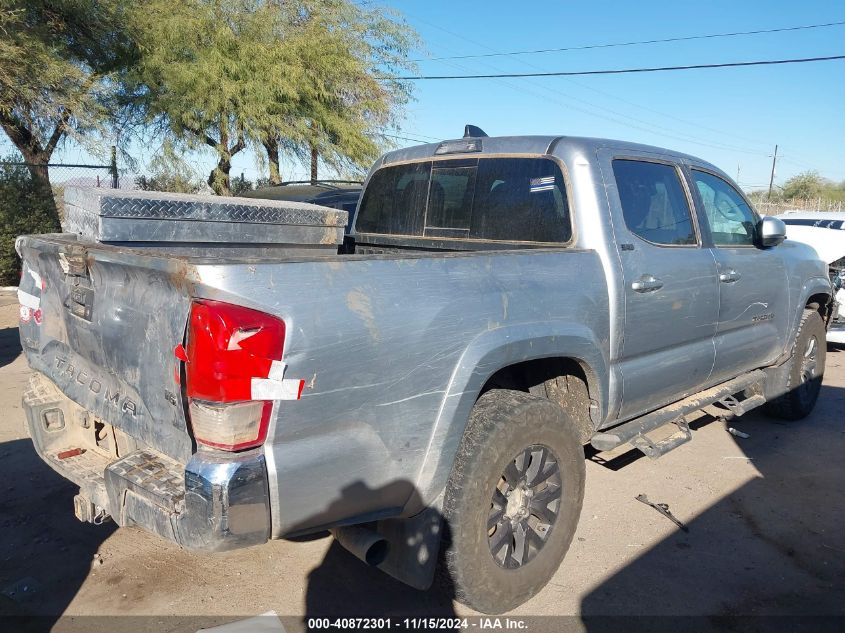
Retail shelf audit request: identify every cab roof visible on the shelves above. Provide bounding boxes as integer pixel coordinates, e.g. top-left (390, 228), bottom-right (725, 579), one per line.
top-left (378, 134), bottom-right (711, 170)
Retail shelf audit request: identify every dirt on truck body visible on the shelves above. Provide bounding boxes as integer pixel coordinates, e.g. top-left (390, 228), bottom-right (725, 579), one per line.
top-left (17, 129), bottom-right (832, 613)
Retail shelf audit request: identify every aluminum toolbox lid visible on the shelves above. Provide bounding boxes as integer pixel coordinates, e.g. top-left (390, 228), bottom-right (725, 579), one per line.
top-left (63, 187), bottom-right (348, 227)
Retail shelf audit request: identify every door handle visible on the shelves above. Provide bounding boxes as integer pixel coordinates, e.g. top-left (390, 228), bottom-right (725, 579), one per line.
top-left (719, 269), bottom-right (741, 283)
top-left (632, 275), bottom-right (664, 293)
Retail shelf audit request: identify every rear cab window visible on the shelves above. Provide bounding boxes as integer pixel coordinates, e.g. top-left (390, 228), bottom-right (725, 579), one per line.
top-left (355, 156), bottom-right (571, 245)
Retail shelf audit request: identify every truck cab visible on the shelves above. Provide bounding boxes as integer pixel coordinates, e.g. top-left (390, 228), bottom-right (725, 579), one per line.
top-left (16, 132), bottom-right (832, 614)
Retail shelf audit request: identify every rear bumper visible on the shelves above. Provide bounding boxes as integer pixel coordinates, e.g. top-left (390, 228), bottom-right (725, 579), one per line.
top-left (23, 373), bottom-right (271, 552)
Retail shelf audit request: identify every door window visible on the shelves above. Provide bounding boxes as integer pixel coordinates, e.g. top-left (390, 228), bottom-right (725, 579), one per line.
top-left (692, 170), bottom-right (758, 246)
top-left (612, 159), bottom-right (696, 246)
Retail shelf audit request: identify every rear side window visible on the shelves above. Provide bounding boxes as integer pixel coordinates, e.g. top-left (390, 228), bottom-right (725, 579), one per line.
top-left (356, 161), bottom-right (429, 236)
top-left (356, 157), bottom-right (571, 243)
top-left (612, 159), bottom-right (696, 246)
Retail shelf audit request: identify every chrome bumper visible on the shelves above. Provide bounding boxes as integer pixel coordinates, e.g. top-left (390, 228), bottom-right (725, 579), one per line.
top-left (23, 374), bottom-right (271, 552)
top-left (175, 449), bottom-right (272, 551)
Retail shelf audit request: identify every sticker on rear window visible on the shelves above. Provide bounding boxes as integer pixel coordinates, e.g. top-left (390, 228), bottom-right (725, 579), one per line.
top-left (530, 176), bottom-right (555, 193)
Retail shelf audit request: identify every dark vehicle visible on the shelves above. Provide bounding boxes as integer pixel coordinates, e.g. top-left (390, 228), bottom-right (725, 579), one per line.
top-left (243, 180), bottom-right (362, 233)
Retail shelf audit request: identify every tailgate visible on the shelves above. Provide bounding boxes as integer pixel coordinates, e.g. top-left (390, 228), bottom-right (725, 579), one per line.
top-left (17, 235), bottom-right (194, 463)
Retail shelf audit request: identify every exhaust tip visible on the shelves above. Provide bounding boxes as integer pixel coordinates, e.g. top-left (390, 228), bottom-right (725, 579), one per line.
top-left (364, 537), bottom-right (389, 566)
top-left (331, 526), bottom-right (390, 567)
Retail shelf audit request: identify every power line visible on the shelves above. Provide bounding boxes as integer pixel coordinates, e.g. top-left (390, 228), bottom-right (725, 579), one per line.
top-left (404, 14), bottom-right (835, 175)
top-left (393, 54), bottom-right (845, 80)
top-left (413, 20), bottom-right (845, 62)
top-left (410, 17), bottom-right (774, 155)
top-left (404, 22), bottom-right (772, 154)
top-left (380, 132), bottom-right (438, 144)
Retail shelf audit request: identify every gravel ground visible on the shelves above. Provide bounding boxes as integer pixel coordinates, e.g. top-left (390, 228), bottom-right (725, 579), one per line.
top-left (0, 289), bottom-right (843, 632)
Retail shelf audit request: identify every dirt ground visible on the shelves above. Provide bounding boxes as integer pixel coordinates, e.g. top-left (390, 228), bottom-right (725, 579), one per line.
top-left (1, 287), bottom-right (843, 632)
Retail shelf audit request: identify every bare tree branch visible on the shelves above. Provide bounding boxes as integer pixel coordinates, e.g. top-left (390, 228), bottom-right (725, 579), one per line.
top-left (229, 131), bottom-right (245, 156)
top-left (0, 109), bottom-right (44, 159)
top-left (44, 108), bottom-right (71, 157)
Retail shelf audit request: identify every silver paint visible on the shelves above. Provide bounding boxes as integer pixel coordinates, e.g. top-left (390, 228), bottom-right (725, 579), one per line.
top-left (17, 135), bottom-right (831, 546)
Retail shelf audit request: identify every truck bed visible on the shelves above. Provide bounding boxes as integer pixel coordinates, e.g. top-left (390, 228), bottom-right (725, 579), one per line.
top-left (17, 231), bottom-right (608, 535)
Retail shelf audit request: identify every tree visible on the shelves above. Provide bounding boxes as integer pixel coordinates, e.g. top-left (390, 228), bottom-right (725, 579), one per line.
top-left (0, 1), bottom-right (137, 220)
top-left (135, 144), bottom-right (205, 193)
top-left (0, 155), bottom-right (61, 284)
top-left (126, 0), bottom-right (297, 195)
top-left (230, 173), bottom-right (256, 196)
top-left (257, 2), bottom-right (418, 184)
top-left (782, 171), bottom-right (825, 200)
top-left (126, 0), bottom-right (417, 194)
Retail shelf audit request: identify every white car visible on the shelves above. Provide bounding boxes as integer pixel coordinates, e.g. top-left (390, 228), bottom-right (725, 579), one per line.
top-left (779, 211), bottom-right (845, 343)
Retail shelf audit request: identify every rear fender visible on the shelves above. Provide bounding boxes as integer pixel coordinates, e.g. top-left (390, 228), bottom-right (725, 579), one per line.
top-left (412, 323), bottom-right (606, 509)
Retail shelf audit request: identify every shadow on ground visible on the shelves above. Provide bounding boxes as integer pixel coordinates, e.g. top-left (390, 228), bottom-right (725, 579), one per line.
top-left (581, 380), bottom-right (845, 629)
top-left (0, 326), bottom-right (21, 369)
top-left (303, 541), bottom-right (455, 625)
top-left (2, 314), bottom-right (844, 631)
top-left (0, 438), bottom-right (115, 632)
top-left (298, 484), bottom-right (456, 632)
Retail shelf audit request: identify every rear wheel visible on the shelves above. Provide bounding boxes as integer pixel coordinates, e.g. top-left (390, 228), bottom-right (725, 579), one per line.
top-left (763, 309), bottom-right (826, 420)
top-left (439, 389), bottom-right (585, 614)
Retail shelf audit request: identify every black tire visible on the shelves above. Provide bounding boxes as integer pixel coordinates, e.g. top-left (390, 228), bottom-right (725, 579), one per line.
top-left (763, 309), bottom-right (826, 420)
top-left (439, 389), bottom-right (585, 614)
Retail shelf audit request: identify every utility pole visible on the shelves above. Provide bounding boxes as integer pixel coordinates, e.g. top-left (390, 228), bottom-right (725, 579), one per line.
top-left (767, 144), bottom-right (778, 199)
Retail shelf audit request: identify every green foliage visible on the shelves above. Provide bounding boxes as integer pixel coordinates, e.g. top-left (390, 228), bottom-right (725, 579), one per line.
top-left (0, 1), bottom-right (137, 156)
top-left (135, 145), bottom-right (204, 193)
top-left (782, 171), bottom-right (825, 200)
top-left (747, 173), bottom-right (845, 212)
top-left (257, 1), bottom-right (419, 180)
top-left (0, 0), bottom-right (138, 224)
top-left (126, 0), bottom-right (298, 194)
top-left (2, 0), bottom-right (417, 200)
top-left (0, 156), bottom-right (61, 284)
top-left (135, 172), bottom-right (202, 194)
top-left (229, 174), bottom-right (254, 196)
top-left (126, 0), bottom-right (417, 194)
top-left (227, 175), bottom-right (272, 196)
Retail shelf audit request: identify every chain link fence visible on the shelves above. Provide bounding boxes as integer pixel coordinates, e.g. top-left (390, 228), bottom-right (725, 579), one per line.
top-left (0, 148), bottom-right (120, 219)
top-left (47, 162), bottom-right (119, 219)
top-left (752, 197), bottom-right (845, 216)
top-left (0, 153), bottom-right (122, 284)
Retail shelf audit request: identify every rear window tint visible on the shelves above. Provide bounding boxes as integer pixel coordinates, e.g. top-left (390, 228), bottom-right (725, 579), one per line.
top-left (356, 157), bottom-right (571, 243)
top-left (612, 159), bottom-right (696, 246)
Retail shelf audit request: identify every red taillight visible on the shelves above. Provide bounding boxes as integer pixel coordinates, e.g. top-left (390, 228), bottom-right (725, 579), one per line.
top-left (186, 300), bottom-right (285, 402)
top-left (181, 300), bottom-right (288, 451)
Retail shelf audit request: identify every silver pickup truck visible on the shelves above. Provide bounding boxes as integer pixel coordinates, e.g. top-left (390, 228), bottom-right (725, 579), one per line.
top-left (16, 132), bottom-right (832, 614)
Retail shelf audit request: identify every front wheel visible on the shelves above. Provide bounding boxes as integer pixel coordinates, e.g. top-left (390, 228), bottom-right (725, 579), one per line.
top-left (763, 309), bottom-right (826, 420)
top-left (439, 389), bottom-right (585, 614)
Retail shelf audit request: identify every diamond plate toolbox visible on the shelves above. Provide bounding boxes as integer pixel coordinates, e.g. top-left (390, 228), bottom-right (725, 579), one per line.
top-left (62, 187), bottom-right (347, 248)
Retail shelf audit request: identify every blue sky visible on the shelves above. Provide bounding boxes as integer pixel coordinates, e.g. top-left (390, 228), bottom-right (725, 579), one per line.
top-left (4, 0), bottom-right (843, 191)
top-left (392, 0), bottom-right (845, 190)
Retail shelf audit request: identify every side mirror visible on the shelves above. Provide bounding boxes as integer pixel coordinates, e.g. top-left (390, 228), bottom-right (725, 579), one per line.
top-left (758, 216), bottom-right (786, 247)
